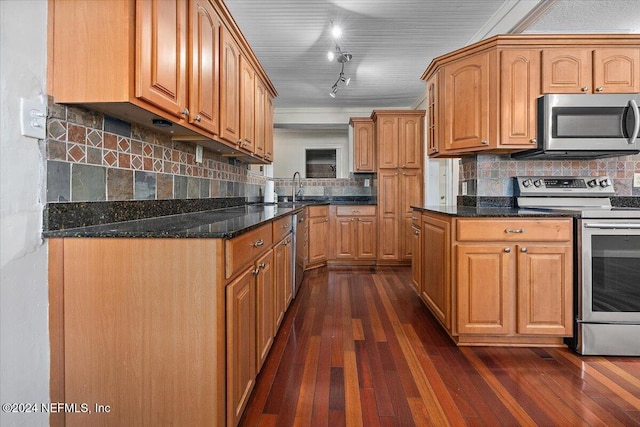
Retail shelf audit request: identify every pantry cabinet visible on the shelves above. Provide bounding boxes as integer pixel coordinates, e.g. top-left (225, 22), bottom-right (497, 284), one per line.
top-left (413, 211), bottom-right (573, 346)
top-left (374, 111), bottom-right (423, 170)
top-left (422, 34), bottom-right (640, 157)
top-left (48, 0), bottom-right (276, 164)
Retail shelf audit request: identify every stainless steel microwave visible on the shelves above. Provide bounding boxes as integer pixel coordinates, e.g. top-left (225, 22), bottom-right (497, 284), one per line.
top-left (512, 94), bottom-right (640, 159)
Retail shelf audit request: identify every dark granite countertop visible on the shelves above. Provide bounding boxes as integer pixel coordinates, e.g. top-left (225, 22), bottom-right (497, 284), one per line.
top-left (411, 205), bottom-right (579, 218)
top-left (43, 204), bottom-right (306, 239)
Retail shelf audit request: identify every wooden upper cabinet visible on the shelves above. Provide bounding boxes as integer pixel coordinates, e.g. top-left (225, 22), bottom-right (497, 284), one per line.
top-left (350, 118), bottom-right (375, 172)
top-left (593, 48), bottom-right (640, 93)
top-left (189, 0), bottom-right (221, 135)
top-left (220, 27), bottom-right (241, 145)
top-left (264, 94), bottom-right (274, 162)
top-left (442, 53), bottom-right (491, 152)
top-left (136, 0), bottom-right (187, 118)
top-left (239, 55), bottom-right (255, 153)
top-left (426, 71), bottom-right (440, 155)
top-left (500, 49), bottom-right (540, 147)
top-left (254, 78), bottom-right (267, 158)
top-left (374, 111), bottom-right (425, 169)
top-left (377, 115), bottom-right (399, 169)
top-left (541, 48), bottom-right (592, 93)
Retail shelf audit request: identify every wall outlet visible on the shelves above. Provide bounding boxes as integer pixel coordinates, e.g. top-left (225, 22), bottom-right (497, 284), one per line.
top-left (195, 144), bottom-right (203, 163)
top-left (634, 172), bottom-right (640, 188)
top-left (364, 178), bottom-right (370, 187)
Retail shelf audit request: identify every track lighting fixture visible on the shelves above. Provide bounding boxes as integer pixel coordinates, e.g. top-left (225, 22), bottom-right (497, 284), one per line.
top-left (326, 22), bottom-right (353, 98)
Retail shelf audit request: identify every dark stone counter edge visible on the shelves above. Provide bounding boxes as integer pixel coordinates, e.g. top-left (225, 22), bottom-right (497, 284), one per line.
top-left (42, 197), bottom-right (377, 239)
top-left (411, 205), bottom-right (581, 218)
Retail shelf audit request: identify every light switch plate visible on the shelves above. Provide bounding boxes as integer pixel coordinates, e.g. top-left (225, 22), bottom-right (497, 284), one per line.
top-left (20, 97), bottom-right (47, 139)
top-left (634, 172), bottom-right (640, 188)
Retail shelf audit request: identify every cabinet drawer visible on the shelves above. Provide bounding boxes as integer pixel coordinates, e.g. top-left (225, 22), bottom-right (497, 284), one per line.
top-left (335, 205), bottom-right (376, 217)
top-left (308, 205), bottom-right (329, 218)
top-left (456, 218), bottom-right (572, 242)
top-left (272, 215), bottom-right (292, 243)
top-left (226, 224), bottom-right (273, 279)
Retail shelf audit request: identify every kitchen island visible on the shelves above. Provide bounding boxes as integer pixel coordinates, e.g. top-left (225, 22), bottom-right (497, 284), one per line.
top-left (410, 205), bottom-right (576, 347)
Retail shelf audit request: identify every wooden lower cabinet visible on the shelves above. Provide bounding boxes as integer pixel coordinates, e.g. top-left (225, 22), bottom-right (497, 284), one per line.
top-left (414, 212), bottom-right (573, 346)
top-left (227, 264), bottom-right (257, 427)
top-left (307, 206), bottom-right (329, 268)
top-left (274, 233), bottom-right (293, 330)
top-left (330, 205), bottom-right (377, 263)
top-left (255, 250), bottom-right (274, 372)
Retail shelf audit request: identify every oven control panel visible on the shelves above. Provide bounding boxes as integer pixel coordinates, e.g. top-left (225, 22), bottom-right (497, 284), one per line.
top-left (515, 176), bottom-right (616, 197)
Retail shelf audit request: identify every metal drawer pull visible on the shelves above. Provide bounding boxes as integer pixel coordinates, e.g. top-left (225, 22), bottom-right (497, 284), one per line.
top-left (504, 247), bottom-right (511, 253)
top-left (412, 216), bottom-right (418, 220)
top-left (521, 247), bottom-right (527, 253)
top-left (259, 263), bottom-right (266, 269)
top-left (584, 223), bottom-right (640, 229)
top-left (253, 239), bottom-right (265, 247)
top-left (504, 228), bottom-right (525, 234)
top-left (282, 223), bottom-right (290, 228)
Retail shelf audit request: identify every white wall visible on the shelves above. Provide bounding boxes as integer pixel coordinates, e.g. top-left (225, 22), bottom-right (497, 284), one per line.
top-left (272, 129), bottom-right (349, 178)
top-left (0, 2), bottom-right (50, 426)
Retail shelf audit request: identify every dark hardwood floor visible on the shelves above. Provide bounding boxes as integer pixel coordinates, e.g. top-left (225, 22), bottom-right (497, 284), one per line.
top-left (240, 266), bottom-right (640, 427)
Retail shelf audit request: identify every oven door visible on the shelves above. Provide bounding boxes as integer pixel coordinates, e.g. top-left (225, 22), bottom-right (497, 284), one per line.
top-left (580, 219), bottom-right (640, 323)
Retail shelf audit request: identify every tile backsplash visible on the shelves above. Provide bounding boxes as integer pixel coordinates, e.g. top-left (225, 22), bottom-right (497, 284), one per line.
top-left (45, 99), bottom-right (267, 203)
top-left (460, 154), bottom-right (640, 197)
top-left (273, 175), bottom-right (376, 201)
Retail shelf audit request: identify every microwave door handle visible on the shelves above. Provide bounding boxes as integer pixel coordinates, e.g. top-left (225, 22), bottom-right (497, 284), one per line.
top-left (628, 99), bottom-right (640, 145)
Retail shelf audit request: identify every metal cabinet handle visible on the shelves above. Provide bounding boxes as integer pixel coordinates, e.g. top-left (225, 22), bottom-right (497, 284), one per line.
top-left (282, 223), bottom-right (290, 228)
top-left (581, 86), bottom-right (589, 92)
top-left (195, 115), bottom-right (202, 122)
top-left (253, 239), bottom-right (265, 247)
top-left (325, 218), bottom-right (329, 222)
top-left (504, 247), bottom-right (511, 253)
top-left (412, 216), bottom-right (418, 220)
top-left (481, 140), bottom-right (488, 145)
top-left (504, 228), bottom-right (525, 234)
top-left (181, 108), bottom-right (190, 117)
top-left (596, 86), bottom-right (604, 92)
top-left (401, 164), bottom-right (407, 168)
top-left (521, 247), bottom-right (527, 253)
top-left (530, 138), bottom-right (537, 143)
top-left (259, 262), bottom-right (266, 269)
top-left (414, 230), bottom-right (419, 235)
top-left (252, 268), bottom-right (260, 275)
top-left (352, 210), bottom-right (360, 214)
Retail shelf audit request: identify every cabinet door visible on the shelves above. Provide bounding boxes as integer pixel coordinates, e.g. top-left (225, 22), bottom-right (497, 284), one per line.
top-left (137, 0), bottom-right (187, 118)
top-left (308, 216), bottom-right (329, 264)
top-left (274, 238), bottom-right (286, 329)
top-left (457, 244), bottom-right (512, 335)
top-left (400, 170), bottom-right (422, 260)
top-left (239, 55), bottom-right (255, 152)
top-left (421, 216), bottom-right (450, 330)
top-left (226, 267), bottom-right (256, 427)
top-left (516, 244), bottom-right (573, 336)
top-left (254, 78), bottom-right (266, 158)
top-left (541, 48), bottom-right (592, 93)
top-left (426, 72), bottom-right (440, 155)
top-left (189, 0), bottom-right (220, 135)
top-left (335, 217), bottom-right (357, 259)
top-left (411, 225), bottom-right (421, 294)
top-left (220, 27), bottom-right (241, 145)
top-left (377, 116), bottom-right (399, 169)
top-left (443, 53), bottom-right (490, 151)
top-left (399, 115), bottom-right (422, 169)
top-left (255, 250), bottom-right (274, 371)
top-left (377, 171), bottom-right (399, 260)
top-left (283, 236), bottom-right (293, 310)
top-left (264, 93), bottom-right (274, 162)
top-left (593, 47), bottom-right (640, 93)
top-left (354, 120), bottom-right (375, 172)
top-left (357, 217), bottom-right (377, 260)
top-left (500, 49), bottom-right (540, 147)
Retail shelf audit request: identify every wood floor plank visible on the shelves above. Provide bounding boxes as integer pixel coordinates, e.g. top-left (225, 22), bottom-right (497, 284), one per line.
top-left (241, 267), bottom-right (640, 427)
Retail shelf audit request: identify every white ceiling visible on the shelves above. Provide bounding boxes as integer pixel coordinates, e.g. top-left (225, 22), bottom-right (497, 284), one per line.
top-left (225, 0), bottom-right (640, 110)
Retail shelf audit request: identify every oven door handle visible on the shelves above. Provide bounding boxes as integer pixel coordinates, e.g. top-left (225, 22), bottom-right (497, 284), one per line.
top-left (584, 222), bottom-right (640, 229)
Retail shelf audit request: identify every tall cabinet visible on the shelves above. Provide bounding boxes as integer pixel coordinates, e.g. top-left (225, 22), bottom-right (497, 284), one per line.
top-left (372, 110), bottom-right (425, 264)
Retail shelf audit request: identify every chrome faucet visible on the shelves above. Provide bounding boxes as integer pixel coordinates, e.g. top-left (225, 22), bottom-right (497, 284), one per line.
top-left (292, 171), bottom-right (302, 202)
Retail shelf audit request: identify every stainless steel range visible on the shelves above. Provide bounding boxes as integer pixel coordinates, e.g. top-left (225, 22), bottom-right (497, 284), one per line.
top-left (516, 176), bottom-right (640, 356)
